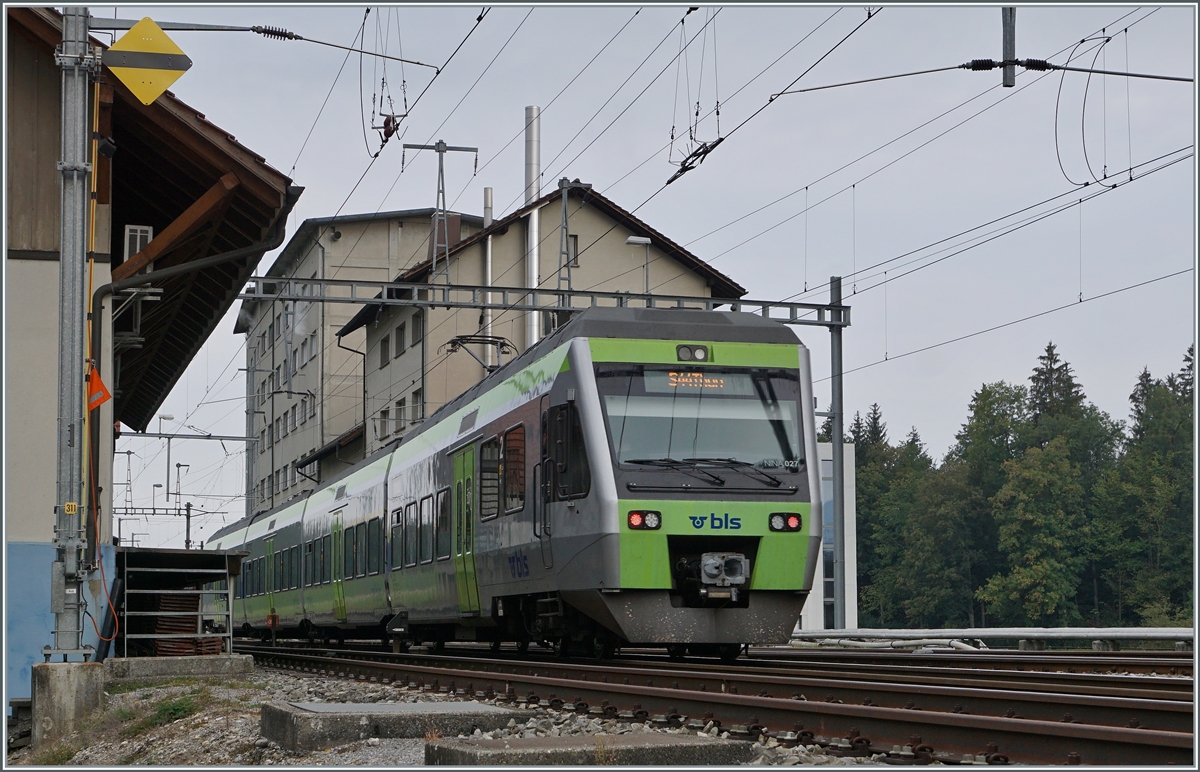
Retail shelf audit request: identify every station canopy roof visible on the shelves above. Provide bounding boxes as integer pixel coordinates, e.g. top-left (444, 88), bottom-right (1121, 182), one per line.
top-left (9, 7), bottom-right (298, 432)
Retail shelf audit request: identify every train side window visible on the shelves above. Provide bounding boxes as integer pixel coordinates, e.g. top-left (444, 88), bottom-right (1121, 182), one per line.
top-left (547, 403), bottom-right (591, 500)
top-left (404, 503), bottom-right (418, 568)
top-left (464, 476), bottom-right (474, 554)
top-left (304, 541), bottom-right (313, 586)
top-left (367, 518), bottom-right (381, 574)
top-left (274, 552), bottom-right (283, 593)
top-left (356, 523), bottom-right (368, 577)
top-left (390, 509), bottom-right (403, 571)
top-left (321, 535), bottom-right (331, 583)
top-left (291, 546), bottom-right (300, 589)
top-left (436, 488), bottom-right (451, 560)
top-left (503, 425), bottom-right (526, 513)
top-left (479, 437), bottom-right (500, 521)
top-left (419, 495), bottom-right (434, 564)
top-left (344, 526), bottom-right (356, 579)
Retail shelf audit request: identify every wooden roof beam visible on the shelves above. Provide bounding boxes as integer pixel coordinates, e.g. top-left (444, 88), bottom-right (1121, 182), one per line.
top-left (112, 171), bottom-right (240, 281)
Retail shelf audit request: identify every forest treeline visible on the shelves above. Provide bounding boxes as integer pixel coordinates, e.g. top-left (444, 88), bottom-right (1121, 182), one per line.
top-left (823, 343), bottom-right (1194, 629)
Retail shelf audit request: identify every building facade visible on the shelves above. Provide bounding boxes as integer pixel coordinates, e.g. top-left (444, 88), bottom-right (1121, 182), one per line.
top-left (6, 7), bottom-right (292, 701)
top-left (339, 185), bottom-right (747, 457)
top-left (234, 210), bottom-right (482, 516)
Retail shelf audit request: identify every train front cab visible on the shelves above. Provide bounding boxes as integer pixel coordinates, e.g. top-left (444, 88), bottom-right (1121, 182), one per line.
top-left (551, 333), bottom-right (824, 655)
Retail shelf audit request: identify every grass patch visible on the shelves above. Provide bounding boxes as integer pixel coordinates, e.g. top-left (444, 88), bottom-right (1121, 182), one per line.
top-left (120, 694), bottom-right (208, 739)
top-left (30, 741), bottom-right (80, 765)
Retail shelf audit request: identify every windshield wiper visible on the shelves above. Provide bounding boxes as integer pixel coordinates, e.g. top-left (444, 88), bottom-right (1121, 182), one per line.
top-left (683, 457), bottom-right (784, 487)
top-left (625, 458), bottom-right (726, 486)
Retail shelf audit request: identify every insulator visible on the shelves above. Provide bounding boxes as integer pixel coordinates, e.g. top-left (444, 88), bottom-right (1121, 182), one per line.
top-left (1022, 58), bottom-right (1052, 71)
top-left (253, 25), bottom-right (297, 40)
top-left (969, 59), bottom-right (997, 71)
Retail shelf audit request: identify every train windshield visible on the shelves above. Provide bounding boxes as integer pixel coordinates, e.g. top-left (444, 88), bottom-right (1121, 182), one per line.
top-left (594, 365), bottom-right (802, 469)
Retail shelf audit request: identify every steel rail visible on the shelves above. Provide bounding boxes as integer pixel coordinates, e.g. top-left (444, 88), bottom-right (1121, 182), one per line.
top-left (246, 645), bottom-right (1191, 732)
top-left (237, 645), bottom-right (1192, 765)
top-left (751, 647), bottom-right (1195, 676)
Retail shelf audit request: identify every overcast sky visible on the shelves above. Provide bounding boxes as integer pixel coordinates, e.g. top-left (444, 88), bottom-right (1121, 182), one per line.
top-left (94, 4), bottom-right (1195, 548)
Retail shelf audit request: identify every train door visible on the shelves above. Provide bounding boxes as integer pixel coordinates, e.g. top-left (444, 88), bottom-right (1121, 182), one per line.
top-left (534, 398), bottom-right (554, 569)
top-left (264, 537), bottom-right (276, 613)
top-left (331, 509), bottom-right (348, 621)
top-left (453, 447), bottom-right (481, 615)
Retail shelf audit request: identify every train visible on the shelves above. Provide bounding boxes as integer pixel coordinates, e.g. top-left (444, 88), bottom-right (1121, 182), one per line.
top-left (206, 306), bottom-right (823, 659)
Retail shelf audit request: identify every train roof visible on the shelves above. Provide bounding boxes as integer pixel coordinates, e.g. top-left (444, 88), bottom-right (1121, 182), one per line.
top-left (414, 306), bottom-right (802, 439)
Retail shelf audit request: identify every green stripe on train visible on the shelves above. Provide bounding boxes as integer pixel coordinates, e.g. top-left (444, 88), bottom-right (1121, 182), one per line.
top-left (618, 499), bottom-right (812, 590)
top-left (588, 339), bottom-right (799, 368)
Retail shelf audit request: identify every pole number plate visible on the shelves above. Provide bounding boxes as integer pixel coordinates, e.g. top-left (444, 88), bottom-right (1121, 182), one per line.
top-left (63, 502), bottom-right (78, 515)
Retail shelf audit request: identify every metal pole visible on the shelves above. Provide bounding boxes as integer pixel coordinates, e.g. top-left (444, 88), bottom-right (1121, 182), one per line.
top-left (525, 105), bottom-right (541, 348)
top-left (483, 187), bottom-right (493, 367)
top-left (185, 502), bottom-right (192, 550)
top-left (1002, 8), bottom-right (1016, 88)
top-left (830, 276), bottom-right (846, 629)
top-left (50, 5), bottom-right (95, 660)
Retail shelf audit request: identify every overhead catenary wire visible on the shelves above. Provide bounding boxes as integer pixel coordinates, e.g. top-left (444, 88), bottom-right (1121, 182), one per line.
top-left (816, 268), bottom-right (1193, 384)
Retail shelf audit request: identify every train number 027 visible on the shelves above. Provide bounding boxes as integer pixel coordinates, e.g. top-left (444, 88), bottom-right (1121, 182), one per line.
top-left (508, 552), bottom-right (530, 578)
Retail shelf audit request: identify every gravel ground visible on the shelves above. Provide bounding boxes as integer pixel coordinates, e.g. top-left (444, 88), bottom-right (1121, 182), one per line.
top-left (5, 667), bottom-right (883, 766)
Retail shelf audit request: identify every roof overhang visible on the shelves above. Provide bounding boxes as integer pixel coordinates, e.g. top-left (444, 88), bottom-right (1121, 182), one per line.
top-left (7, 8), bottom-right (297, 432)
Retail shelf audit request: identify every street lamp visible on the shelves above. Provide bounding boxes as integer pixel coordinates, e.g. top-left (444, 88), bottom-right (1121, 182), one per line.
top-left (152, 483), bottom-right (163, 513)
top-left (626, 236), bottom-right (652, 294)
top-left (175, 463), bottom-right (190, 509)
top-left (116, 517), bottom-right (137, 546)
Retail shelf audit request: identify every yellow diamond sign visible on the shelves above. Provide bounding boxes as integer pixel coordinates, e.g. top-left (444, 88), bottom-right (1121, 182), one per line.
top-left (103, 18), bottom-right (193, 105)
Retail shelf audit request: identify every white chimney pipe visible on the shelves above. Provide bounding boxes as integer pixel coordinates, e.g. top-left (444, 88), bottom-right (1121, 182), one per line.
top-left (483, 187), bottom-right (494, 367)
top-left (524, 106), bottom-right (541, 348)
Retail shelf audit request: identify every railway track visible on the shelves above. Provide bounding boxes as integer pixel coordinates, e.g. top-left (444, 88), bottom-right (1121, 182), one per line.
top-left (235, 642), bottom-right (1193, 765)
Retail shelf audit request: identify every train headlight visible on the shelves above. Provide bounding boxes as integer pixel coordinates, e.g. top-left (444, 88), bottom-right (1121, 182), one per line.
top-left (769, 513), bottom-right (803, 532)
top-left (627, 510), bottom-right (661, 530)
top-left (676, 345), bottom-right (709, 362)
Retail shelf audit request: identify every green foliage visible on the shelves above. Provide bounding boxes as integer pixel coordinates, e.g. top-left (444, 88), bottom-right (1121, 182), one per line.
top-left (30, 741), bottom-right (80, 765)
top-left (848, 343), bottom-right (1192, 631)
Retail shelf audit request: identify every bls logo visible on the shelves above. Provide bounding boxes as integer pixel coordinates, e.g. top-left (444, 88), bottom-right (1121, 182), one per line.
top-left (688, 513), bottom-right (741, 530)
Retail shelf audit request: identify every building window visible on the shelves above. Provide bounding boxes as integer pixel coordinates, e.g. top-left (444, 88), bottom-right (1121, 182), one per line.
top-left (411, 312), bottom-right (423, 349)
top-left (395, 398), bottom-right (406, 434)
top-left (268, 320), bottom-right (275, 342)
top-left (412, 389), bottom-right (423, 422)
top-left (290, 405), bottom-right (298, 431)
top-left (259, 429), bottom-right (266, 453)
top-left (291, 348), bottom-right (298, 375)
top-left (379, 408), bottom-right (390, 439)
top-left (281, 414), bottom-right (289, 438)
top-left (380, 335), bottom-right (390, 370)
top-left (124, 225), bottom-right (153, 262)
top-left (300, 397), bottom-right (308, 424)
top-left (309, 332), bottom-right (318, 360)
top-left (300, 338), bottom-right (308, 363)
top-left (275, 313), bottom-right (281, 340)
top-left (309, 397), bottom-right (317, 418)
top-left (395, 323), bottom-right (406, 356)
top-left (274, 417), bottom-right (281, 443)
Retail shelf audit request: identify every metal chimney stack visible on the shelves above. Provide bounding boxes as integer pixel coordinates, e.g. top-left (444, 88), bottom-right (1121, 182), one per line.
top-left (524, 106), bottom-right (541, 348)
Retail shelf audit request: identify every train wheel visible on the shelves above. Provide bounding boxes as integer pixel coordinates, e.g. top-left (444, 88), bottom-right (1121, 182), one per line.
top-left (588, 636), bottom-right (615, 660)
top-left (667, 644), bottom-right (686, 661)
top-left (516, 640), bottom-right (530, 654)
top-left (490, 641), bottom-right (502, 653)
top-left (433, 640), bottom-right (446, 652)
top-left (552, 639), bottom-right (570, 658)
top-left (717, 643), bottom-right (742, 663)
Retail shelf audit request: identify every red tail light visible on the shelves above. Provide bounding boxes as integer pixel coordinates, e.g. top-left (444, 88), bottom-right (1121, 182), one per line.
top-left (627, 510), bottom-right (661, 530)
